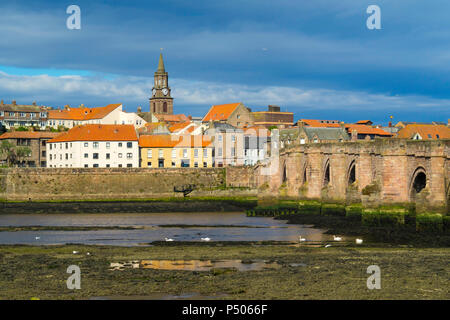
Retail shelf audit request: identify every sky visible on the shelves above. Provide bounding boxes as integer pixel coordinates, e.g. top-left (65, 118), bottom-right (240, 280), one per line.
top-left (0, 0), bottom-right (449, 124)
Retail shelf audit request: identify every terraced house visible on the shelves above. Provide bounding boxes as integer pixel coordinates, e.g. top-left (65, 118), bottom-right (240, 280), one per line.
top-left (46, 124), bottom-right (139, 168)
top-left (0, 100), bottom-right (49, 129)
top-left (139, 135), bottom-right (213, 168)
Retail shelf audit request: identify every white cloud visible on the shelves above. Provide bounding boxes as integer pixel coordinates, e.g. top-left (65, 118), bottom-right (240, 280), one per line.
top-left (0, 70), bottom-right (449, 117)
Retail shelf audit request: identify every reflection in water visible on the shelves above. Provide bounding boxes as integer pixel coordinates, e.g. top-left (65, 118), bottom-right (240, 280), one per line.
top-left (0, 212), bottom-right (330, 246)
top-left (109, 259), bottom-right (282, 271)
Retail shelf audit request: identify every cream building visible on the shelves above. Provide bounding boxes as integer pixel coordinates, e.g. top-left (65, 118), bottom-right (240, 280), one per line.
top-left (139, 135), bottom-right (213, 168)
top-left (46, 124), bottom-right (139, 168)
top-left (47, 104), bottom-right (146, 129)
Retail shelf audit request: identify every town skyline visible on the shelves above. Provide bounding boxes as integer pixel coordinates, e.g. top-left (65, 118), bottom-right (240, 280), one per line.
top-left (0, 1), bottom-right (449, 125)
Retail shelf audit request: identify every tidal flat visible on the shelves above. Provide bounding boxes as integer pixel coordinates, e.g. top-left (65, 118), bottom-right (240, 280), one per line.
top-left (0, 243), bottom-right (448, 300)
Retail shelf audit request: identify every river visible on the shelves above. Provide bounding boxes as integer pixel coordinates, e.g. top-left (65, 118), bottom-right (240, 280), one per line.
top-left (0, 212), bottom-right (329, 246)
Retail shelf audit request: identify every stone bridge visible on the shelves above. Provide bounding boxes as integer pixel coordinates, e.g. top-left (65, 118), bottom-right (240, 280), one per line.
top-left (248, 139), bottom-right (450, 212)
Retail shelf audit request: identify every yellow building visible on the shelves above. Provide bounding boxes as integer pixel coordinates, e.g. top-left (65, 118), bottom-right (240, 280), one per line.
top-left (139, 135), bottom-right (214, 168)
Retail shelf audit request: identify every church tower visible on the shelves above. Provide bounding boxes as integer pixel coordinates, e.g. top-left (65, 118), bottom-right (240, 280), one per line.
top-left (149, 53), bottom-right (173, 115)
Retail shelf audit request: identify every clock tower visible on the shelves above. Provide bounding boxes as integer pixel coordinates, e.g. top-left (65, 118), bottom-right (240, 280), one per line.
top-left (149, 53), bottom-right (173, 115)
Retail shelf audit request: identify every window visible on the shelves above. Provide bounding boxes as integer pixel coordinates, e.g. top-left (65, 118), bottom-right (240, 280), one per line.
top-left (118, 164), bottom-right (122, 167)
top-left (50, 144), bottom-right (52, 150)
top-left (218, 148), bottom-right (222, 157)
top-left (106, 153), bottom-right (110, 159)
top-left (203, 149), bottom-right (208, 158)
top-left (237, 114), bottom-right (240, 119)
top-left (147, 149), bottom-right (153, 158)
top-left (127, 153), bottom-right (132, 159)
top-left (231, 147), bottom-right (236, 157)
top-left (84, 164), bottom-right (88, 168)
top-left (147, 162), bottom-right (152, 167)
top-left (171, 161), bottom-right (176, 167)
top-left (84, 153), bottom-right (88, 158)
top-left (118, 153), bottom-right (122, 158)
top-left (203, 162), bottom-right (207, 168)
top-left (194, 162), bottom-right (198, 167)
top-left (65, 154), bottom-right (68, 160)
top-left (84, 142), bottom-right (88, 147)
top-left (93, 164), bottom-right (99, 168)
top-left (50, 154), bottom-right (52, 160)
top-left (106, 142), bottom-right (110, 149)
top-left (158, 149), bottom-right (163, 158)
top-left (106, 164), bottom-right (110, 168)
top-left (93, 142), bottom-right (99, 148)
top-left (194, 149), bottom-right (199, 158)
top-left (127, 164), bottom-right (132, 168)
top-left (93, 153), bottom-right (99, 159)
top-left (65, 143), bottom-right (68, 149)
top-left (127, 142), bottom-right (132, 148)
top-left (218, 135), bottom-right (222, 142)
top-left (118, 142), bottom-right (123, 147)
top-left (172, 149), bottom-right (176, 158)
top-left (183, 149), bottom-right (188, 158)
top-left (436, 134), bottom-right (440, 139)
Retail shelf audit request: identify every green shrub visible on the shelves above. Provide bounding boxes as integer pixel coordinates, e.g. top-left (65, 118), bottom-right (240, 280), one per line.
top-left (297, 200), bottom-right (322, 215)
top-left (443, 216), bottom-right (450, 233)
top-left (362, 208), bottom-right (407, 227)
top-left (416, 213), bottom-right (443, 233)
top-left (345, 205), bottom-right (363, 220)
top-left (321, 203), bottom-right (346, 216)
top-left (361, 209), bottom-right (380, 227)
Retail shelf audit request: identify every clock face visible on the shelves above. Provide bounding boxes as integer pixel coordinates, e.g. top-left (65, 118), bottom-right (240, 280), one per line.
top-left (162, 88), bottom-right (169, 96)
top-left (152, 89), bottom-right (156, 96)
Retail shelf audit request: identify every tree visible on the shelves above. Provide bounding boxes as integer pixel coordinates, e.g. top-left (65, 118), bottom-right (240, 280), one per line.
top-left (0, 141), bottom-right (17, 166)
top-left (16, 146), bottom-right (31, 166)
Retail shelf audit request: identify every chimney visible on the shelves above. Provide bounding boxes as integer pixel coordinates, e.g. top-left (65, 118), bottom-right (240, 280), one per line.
top-left (0, 100), bottom-right (4, 106)
top-left (64, 105), bottom-right (70, 110)
top-left (80, 104), bottom-right (84, 108)
top-left (351, 129), bottom-right (358, 141)
top-left (388, 121), bottom-right (392, 127)
top-left (137, 106), bottom-right (142, 113)
top-left (32, 101), bottom-right (37, 106)
top-left (12, 100), bottom-right (17, 106)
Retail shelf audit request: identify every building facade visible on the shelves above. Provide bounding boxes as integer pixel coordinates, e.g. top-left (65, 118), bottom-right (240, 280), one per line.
top-left (202, 103), bottom-right (254, 129)
top-left (0, 130), bottom-right (60, 167)
top-left (251, 105), bottom-right (294, 128)
top-left (139, 135), bottom-right (213, 168)
top-left (47, 104), bottom-right (146, 129)
top-left (204, 122), bottom-right (244, 167)
top-left (0, 100), bottom-right (49, 129)
top-left (46, 124), bottom-right (139, 168)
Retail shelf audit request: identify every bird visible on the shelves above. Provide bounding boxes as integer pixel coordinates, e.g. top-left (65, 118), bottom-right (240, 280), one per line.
top-left (86, 252), bottom-right (91, 256)
top-left (324, 244), bottom-right (332, 248)
top-left (298, 236), bottom-right (306, 242)
top-left (165, 238), bottom-right (174, 242)
top-left (201, 237), bottom-right (211, 242)
top-left (356, 238), bottom-right (363, 244)
top-left (333, 235), bottom-right (342, 241)
top-left (72, 251), bottom-right (79, 254)
top-left (35, 237), bottom-right (40, 240)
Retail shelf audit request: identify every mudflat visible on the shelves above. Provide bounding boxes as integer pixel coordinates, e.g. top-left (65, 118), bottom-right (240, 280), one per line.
top-left (0, 243), bottom-right (448, 300)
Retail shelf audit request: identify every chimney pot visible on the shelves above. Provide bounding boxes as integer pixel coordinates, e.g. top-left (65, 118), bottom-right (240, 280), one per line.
top-left (12, 100), bottom-right (17, 106)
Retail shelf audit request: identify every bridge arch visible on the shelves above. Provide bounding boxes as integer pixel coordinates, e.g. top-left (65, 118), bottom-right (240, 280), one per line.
top-left (323, 159), bottom-right (330, 187)
top-left (347, 160), bottom-right (356, 185)
top-left (409, 167), bottom-right (427, 200)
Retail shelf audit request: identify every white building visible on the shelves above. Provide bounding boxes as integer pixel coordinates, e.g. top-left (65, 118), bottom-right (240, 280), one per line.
top-left (46, 124), bottom-right (139, 168)
top-left (243, 126), bottom-right (270, 166)
top-left (47, 104), bottom-right (146, 129)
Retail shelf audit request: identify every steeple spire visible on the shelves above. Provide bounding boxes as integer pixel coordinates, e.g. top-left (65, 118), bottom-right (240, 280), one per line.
top-left (157, 53), bottom-right (165, 72)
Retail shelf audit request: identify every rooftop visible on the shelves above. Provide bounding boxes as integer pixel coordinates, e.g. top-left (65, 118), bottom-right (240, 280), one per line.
top-left (48, 124), bottom-right (138, 143)
top-left (202, 103), bottom-right (242, 122)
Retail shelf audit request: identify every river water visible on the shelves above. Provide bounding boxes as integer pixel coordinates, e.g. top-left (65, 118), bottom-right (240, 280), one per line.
top-left (0, 212), bottom-right (331, 246)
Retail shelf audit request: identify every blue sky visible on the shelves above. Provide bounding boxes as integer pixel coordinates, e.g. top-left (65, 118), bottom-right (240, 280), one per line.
top-left (0, 0), bottom-right (449, 124)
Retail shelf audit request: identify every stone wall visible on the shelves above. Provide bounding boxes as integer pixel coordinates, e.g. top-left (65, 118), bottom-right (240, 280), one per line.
top-left (0, 167), bottom-right (256, 201)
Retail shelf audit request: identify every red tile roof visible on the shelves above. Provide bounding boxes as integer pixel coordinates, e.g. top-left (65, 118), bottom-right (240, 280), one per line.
top-left (0, 131), bottom-right (60, 139)
top-left (48, 124), bottom-right (137, 142)
top-left (139, 135), bottom-right (212, 148)
top-left (202, 103), bottom-right (241, 122)
top-left (301, 119), bottom-right (341, 128)
top-left (168, 122), bottom-right (192, 133)
top-left (397, 124), bottom-right (450, 140)
top-left (48, 104), bottom-right (121, 121)
top-left (345, 124), bottom-right (393, 136)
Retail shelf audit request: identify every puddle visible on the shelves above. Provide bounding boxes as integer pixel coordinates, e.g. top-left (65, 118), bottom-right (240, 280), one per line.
top-left (90, 292), bottom-right (228, 300)
top-left (109, 259), bottom-right (281, 272)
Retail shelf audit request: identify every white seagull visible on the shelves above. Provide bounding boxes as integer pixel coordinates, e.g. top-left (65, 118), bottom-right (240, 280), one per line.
top-left (333, 235), bottom-right (342, 241)
top-left (86, 252), bottom-right (91, 256)
top-left (299, 236), bottom-right (306, 242)
top-left (165, 238), bottom-right (174, 242)
top-left (35, 236), bottom-right (40, 240)
top-left (72, 251), bottom-right (79, 254)
top-left (356, 238), bottom-right (363, 244)
top-left (324, 244), bottom-right (332, 248)
top-left (201, 237), bottom-right (211, 242)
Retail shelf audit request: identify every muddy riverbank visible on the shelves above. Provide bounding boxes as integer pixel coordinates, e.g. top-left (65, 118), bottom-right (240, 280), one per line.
top-left (0, 243), bottom-right (448, 300)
